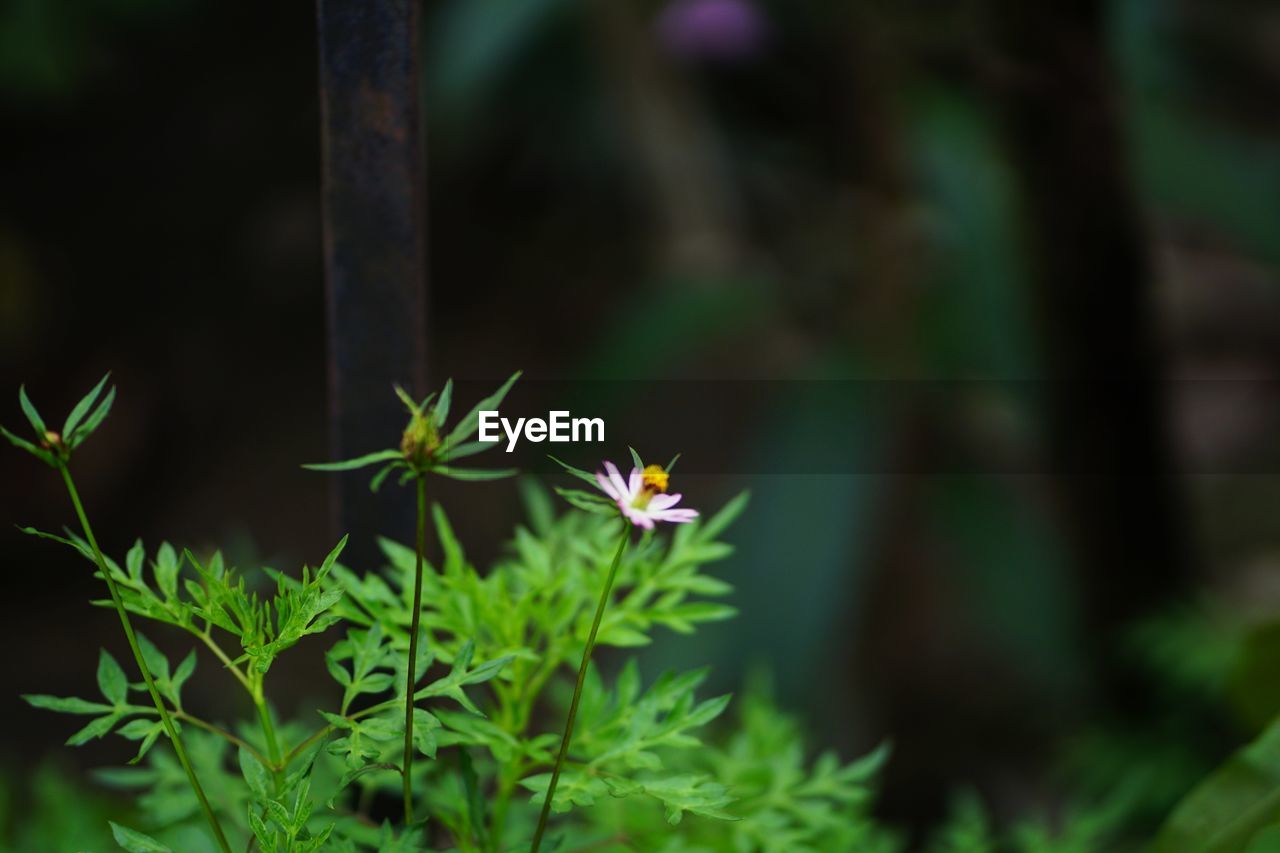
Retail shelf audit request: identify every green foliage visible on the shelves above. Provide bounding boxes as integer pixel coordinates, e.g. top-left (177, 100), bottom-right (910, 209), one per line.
top-left (576, 681), bottom-right (896, 852)
top-left (22, 643), bottom-right (193, 764)
top-left (11, 380), bottom-right (910, 852)
top-left (0, 762), bottom-right (129, 850)
top-left (20, 375), bottom-right (1278, 852)
top-left (931, 791), bottom-right (996, 853)
top-left (519, 662), bottom-right (734, 822)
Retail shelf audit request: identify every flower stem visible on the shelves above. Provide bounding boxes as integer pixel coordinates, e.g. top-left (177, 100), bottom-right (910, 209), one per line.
top-left (254, 691), bottom-right (282, 769)
top-left (403, 474), bottom-right (427, 824)
top-left (530, 527), bottom-right (630, 853)
top-left (58, 464), bottom-right (232, 853)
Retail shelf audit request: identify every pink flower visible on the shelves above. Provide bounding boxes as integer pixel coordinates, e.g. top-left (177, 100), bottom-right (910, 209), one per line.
top-left (595, 461), bottom-right (699, 529)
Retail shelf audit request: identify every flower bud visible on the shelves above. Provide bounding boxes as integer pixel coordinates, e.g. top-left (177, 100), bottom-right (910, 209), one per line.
top-left (41, 430), bottom-right (64, 452)
top-left (400, 411), bottom-right (440, 467)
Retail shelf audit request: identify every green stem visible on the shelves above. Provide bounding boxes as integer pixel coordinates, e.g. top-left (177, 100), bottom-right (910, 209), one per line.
top-left (255, 690), bottom-right (282, 768)
top-left (59, 464), bottom-right (232, 853)
top-left (530, 527), bottom-right (630, 853)
top-left (403, 474), bottom-right (427, 824)
top-left (126, 704), bottom-right (274, 768)
top-left (175, 710), bottom-right (273, 768)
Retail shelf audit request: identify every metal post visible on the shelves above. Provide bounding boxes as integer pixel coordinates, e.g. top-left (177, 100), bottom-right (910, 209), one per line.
top-left (317, 0), bottom-right (428, 565)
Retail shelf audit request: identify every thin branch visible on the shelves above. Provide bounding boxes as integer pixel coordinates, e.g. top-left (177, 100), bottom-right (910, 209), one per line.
top-left (130, 704), bottom-right (273, 768)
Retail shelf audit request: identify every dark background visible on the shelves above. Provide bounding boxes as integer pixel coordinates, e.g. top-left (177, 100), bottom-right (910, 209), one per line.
top-left (3, 0), bottom-right (1280, 845)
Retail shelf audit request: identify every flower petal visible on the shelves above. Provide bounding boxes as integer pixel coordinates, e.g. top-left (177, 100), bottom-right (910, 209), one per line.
top-left (647, 493), bottom-right (682, 511)
top-left (627, 466), bottom-right (642, 497)
top-left (605, 461), bottom-right (631, 502)
top-left (653, 508), bottom-right (699, 523)
top-left (596, 470), bottom-right (622, 502)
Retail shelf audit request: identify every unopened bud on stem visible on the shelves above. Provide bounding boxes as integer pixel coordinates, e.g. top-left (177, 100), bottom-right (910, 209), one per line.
top-left (400, 411), bottom-right (440, 468)
top-left (41, 430), bottom-right (64, 454)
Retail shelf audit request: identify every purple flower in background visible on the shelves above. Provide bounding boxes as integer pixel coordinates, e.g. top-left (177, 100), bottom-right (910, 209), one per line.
top-left (656, 0), bottom-right (769, 64)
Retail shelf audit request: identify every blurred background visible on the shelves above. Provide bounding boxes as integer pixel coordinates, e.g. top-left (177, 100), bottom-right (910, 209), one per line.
top-left (3, 0), bottom-right (1280, 847)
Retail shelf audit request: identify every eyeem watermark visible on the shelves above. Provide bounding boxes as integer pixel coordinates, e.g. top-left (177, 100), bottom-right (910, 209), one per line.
top-left (479, 410), bottom-right (605, 452)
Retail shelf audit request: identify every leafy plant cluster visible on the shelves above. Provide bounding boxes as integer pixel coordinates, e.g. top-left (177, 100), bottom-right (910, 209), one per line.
top-left (21, 375), bottom-right (1277, 852)
top-left (9, 376), bottom-right (893, 852)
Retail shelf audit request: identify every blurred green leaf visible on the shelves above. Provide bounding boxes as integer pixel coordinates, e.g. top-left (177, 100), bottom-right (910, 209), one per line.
top-left (302, 449), bottom-right (402, 472)
top-left (109, 821), bottom-right (172, 853)
top-left (1156, 718), bottom-right (1280, 852)
top-left (17, 384), bottom-right (45, 436)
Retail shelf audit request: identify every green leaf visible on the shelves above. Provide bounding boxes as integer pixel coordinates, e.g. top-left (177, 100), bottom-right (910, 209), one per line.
top-left (369, 462), bottom-right (404, 493)
top-left (432, 465), bottom-right (518, 481)
top-left (328, 763), bottom-right (402, 808)
top-left (18, 525), bottom-right (94, 560)
top-left (240, 745), bottom-right (273, 802)
top-left (548, 454), bottom-right (599, 488)
top-left (248, 809), bottom-right (274, 853)
top-left (63, 373), bottom-right (111, 438)
top-left (318, 534), bottom-right (349, 580)
top-left (413, 711), bottom-right (441, 759)
top-left (18, 384), bottom-right (46, 435)
top-left (116, 718), bottom-right (166, 764)
top-left (653, 602), bottom-right (738, 633)
top-left (303, 449), bottom-right (402, 472)
top-left (606, 774), bottom-right (737, 824)
top-left (69, 385), bottom-right (116, 449)
top-left (154, 543), bottom-right (180, 600)
top-left (281, 746), bottom-right (321, 798)
top-left (445, 371), bottom-right (521, 445)
top-left (67, 713), bottom-right (122, 746)
top-left (170, 650), bottom-right (196, 703)
top-left (432, 503), bottom-right (464, 576)
top-left (415, 640), bottom-right (513, 714)
top-left (98, 649), bottom-right (128, 706)
top-left (134, 633), bottom-right (171, 684)
top-left (629, 446), bottom-right (645, 471)
top-left (394, 384), bottom-right (428, 415)
top-left (436, 440), bottom-right (497, 463)
top-left (521, 770), bottom-right (608, 813)
top-left (264, 799), bottom-right (291, 831)
top-left (1156, 717), bottom-right (1280, 852)
top-left (115, 718), bottom-right (160, 740)
top-left (553, 487), bottom-right (615, 515)
top-left (22, 693), bottom-right (112, 715)
top-left (434, 378), bottom-right (453, 425)
top-left (109, 821), bottom-right (173, 853)
top-left (124, 539), bottom-right (144, 582)
top-left (1, 424), bottom-right (55, 465)
top-left (435, 709), bottom-right (521, 763)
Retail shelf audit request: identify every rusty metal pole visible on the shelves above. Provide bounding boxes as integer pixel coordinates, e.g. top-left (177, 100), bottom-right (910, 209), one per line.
top-left (317, 0), bottom-right (428, 566)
